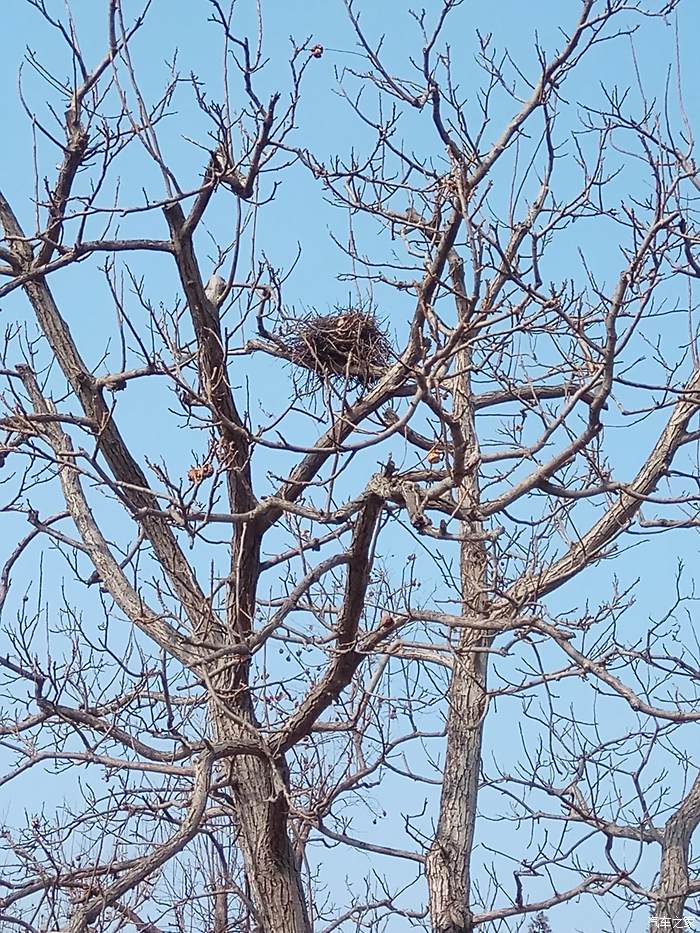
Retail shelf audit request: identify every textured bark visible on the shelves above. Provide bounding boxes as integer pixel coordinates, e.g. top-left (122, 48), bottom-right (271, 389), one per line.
top-left (653, 773), bottom-right (700, 922)
top-left (0, 186), bottom-right (313, 933)
top-left (209, 493), bottom-right (383, 932)
top-left (162, 201), bottom-right (314, 932)
top-left (425, 575), bottom-right (488, 933)
top-left (214, 710), bottom-right (312, 933)
top-left (0, 192), bottom-right (219, 644)
top-left (426, 255), bottom-right (489, 933)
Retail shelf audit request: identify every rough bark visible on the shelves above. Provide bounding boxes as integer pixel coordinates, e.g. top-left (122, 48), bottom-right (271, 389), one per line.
top-left (653, 773), bottom-right (700, 922)
top-left (426, 255), bottom-right (489, 933)
top-left (213, 711), bottom-right (312, 933)
top-left (163, 202), bottom-right (313, 932)
top-left (208, 493), bottom-right (383, 933)
top-left (425, 553), bottom-right (489, 933)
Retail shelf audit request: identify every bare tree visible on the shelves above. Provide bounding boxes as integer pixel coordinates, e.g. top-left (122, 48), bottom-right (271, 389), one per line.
top-left (2, 1), bottom-right (700, 931)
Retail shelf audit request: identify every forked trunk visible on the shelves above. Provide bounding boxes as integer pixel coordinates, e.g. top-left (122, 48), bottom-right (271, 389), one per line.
top-left (212, 524), bottom-right (312, 933)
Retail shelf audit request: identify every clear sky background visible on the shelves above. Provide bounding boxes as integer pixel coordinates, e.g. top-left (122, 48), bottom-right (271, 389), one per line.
top-left (3, 3), bottom-right (700, 932)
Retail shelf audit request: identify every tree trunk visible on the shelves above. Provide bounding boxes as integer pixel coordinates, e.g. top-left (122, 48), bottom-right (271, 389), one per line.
top-left (212, 701), bottom-right (312, 933)
top-left (653, 773), bottom-right (700, 924)
top-left (425, 545), bottom-right (489, 933)
top-left (427, 263), bottom-right (489, 933)
top-left (213, 521), bottom-right (312, 933)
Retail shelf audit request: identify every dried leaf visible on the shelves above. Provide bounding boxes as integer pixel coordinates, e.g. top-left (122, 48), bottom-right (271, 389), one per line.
top-left (187, 462), bottom-right (213, 483)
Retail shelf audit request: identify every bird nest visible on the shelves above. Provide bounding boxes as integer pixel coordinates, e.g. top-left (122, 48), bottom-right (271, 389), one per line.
top-left (284, 310), bottom-right (391, 390)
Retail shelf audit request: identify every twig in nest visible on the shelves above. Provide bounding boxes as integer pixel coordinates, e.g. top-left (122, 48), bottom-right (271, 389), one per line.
top-left (283, 309), bottom-right (391, 391)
